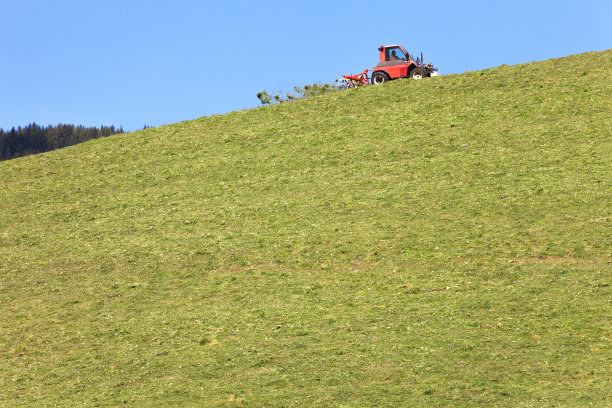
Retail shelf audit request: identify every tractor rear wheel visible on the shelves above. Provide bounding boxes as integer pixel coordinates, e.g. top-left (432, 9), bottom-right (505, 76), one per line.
top-left (410, 67), bottom-right (426, 79)
top-left (371, 71), bottom-right (389, 85)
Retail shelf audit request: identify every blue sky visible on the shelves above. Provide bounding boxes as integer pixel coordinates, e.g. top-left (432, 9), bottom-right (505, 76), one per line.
top-left (1, 0), bottom-right (610, 131)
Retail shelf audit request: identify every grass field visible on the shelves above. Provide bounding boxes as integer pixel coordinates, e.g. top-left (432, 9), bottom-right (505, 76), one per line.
top-left (1, 49), bottom-right (611, 407)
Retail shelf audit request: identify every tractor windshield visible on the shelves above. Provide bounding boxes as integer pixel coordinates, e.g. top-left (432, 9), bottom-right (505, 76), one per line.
top-left (385, 47), bottom-right (407, 61)
top-left (399, 46), bottom-right (414, 62)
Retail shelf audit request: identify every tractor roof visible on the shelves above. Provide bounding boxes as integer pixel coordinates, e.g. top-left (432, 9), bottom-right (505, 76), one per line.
top-left (378, 45), bottom-right (406, 52)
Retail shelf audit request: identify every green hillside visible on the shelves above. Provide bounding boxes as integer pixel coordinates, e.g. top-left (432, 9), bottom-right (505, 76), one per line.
top-left (1, 50), bottom-right (610, 407)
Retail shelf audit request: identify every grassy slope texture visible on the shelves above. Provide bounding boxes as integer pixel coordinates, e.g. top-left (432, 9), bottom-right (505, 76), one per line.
top-left (1, 50), bottom-right (611, 407)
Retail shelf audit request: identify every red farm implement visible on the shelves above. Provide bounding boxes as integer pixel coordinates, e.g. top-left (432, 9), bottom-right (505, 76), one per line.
top-left (338, 69), bottom-right (370, 88)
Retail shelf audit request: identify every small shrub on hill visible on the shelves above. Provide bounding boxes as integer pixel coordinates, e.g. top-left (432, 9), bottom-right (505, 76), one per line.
top-left (257, 83), bottom-right (341, 105)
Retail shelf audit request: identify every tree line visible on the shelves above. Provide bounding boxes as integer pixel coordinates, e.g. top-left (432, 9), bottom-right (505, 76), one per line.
top-left (0, 123), bottom-right (124, 161)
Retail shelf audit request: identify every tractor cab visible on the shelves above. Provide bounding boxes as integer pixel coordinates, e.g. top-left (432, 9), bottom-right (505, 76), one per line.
top-left (380, 45), bottom-right (411, 63)
top-left (371, 44), bottom-right (438, 84)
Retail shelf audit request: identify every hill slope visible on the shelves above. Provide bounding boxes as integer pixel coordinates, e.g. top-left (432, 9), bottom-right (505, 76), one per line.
top-left (1, 50), bottom-right (611, 407)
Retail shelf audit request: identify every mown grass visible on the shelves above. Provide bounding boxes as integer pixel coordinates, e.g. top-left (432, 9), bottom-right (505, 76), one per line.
top-left (1, 50), bottom-right (611, 407)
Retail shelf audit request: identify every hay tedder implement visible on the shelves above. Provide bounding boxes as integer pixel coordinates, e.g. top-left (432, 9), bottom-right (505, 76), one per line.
top-left (338, 44), bottom-right (439, 88)
top-left (339, 69), bottom-right (370, 88)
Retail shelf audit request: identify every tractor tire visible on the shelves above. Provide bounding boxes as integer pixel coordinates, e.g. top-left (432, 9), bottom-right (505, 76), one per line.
top-left (410, 67), bottom-right (426, 79)
top-left (371, 71), bottom-right (390, 85)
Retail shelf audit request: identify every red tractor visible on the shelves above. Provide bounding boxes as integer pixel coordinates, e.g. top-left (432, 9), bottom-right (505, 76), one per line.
top-left (370, 45), bottom-right (438, 84)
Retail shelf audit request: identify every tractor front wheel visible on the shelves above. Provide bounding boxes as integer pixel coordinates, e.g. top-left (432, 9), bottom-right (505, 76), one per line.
top-left (410, 68), bottom-right (426, 79)
top-left (371, 71), bottom-right (389, 85)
